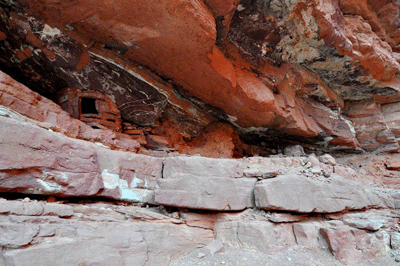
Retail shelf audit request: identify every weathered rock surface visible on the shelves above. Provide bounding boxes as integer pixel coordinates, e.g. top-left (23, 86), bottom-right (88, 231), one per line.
top-left (321, 221), bottom-right (390, 264)
top-left (0, 115), bottom-right (104, 196)
top-left (0, 200), bottom-right (214, 266)
top-left (1, 0), bottom-right (400, 153)
top-left (156, 156), bottom-right (253, 211)
top-left (293, 222), bottom-right (328, 250)
top-left (0, 71), bottom-right (140, 152)
top-left (1, 39), bottom-right (400, 266)
top-left (254, 174), bottom-right (385, 213)
top-left (215, 221), bottom-right (296, 254)
top-left (155, 175), bottom-right (256, 211)
top-left (0, 110), bottom-right (163, 203)
top-left (163, 156), bottom-right (243, 179)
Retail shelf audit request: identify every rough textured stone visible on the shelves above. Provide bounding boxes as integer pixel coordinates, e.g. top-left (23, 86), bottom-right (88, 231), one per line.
top-left (0, 0), bottom-right (373, 153)
top-left (0, 111), bottom-right (165, 204)
top-left (293, 222), bottom-right (328, 250)
top-left (284, 145), bottom-right (305, 157)
top-left (0, 71), bottom-right (140, 152)
top-left (163, 156), bottom-right (243, 179)
top-left (346, 100), bottom-right (399, 152)
top-left (155, 175), bottom-right (255, 211)
top-left (96, 148), bottom-right (163, 204)
top-left (341, 210), bottom-right (398, 231)
top-left (0, 200), bottom-right (73, 217)
top-left (0, 224), bottom-right (39, 248)
top-left (254, 174), bottom-right (383, 213)
top-left (385, 156), bottom-right (400, 171)
top-left (0, 200), bottom-right (214, 266)
top-left (215, 221), bottom-right (296, 254)
top-left (391, 233), bottom-right (400, 250)
top-left (321, 222), bottom-right (390, 264)
top-left (0, 115), bottom-right (104, 196)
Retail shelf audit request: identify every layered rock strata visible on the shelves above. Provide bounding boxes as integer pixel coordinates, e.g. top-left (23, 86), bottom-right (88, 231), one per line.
top-left (0, 1), bottom-right (399, 153)
top-left (1, 1), bottom-right (400, 265)
top-left (2, 102), bottom-right (400, 264)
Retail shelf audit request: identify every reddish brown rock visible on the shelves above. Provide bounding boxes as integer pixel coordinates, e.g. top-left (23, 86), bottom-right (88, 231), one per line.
top-left (56, 87), bottom-right (122, 132)
top-left (205, 0), bottom-right (238, 17)
top-left (3, 0), bottom-right (358, 151)
top-left (0, 71), bottom-right (139, 152)
top-left (178, 122), bottom-right (242, 158)
top-left (346, 100), bottom-right (399, 152)
top-left (0, 0), bottom-right (399, 159)
top-left (343, 15), bottom-right (400, 82)
top-left (385, 156), bottom-right (400, 171)
top-left (321, 221), bottom-right (390, 264)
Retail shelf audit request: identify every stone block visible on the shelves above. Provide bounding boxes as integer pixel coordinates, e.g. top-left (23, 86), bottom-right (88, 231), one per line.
top-left (0, 224), bottom-right (39, 248)
top-left (293, 222), bottom-right (327, 249)
top-left (254, 174), bottom-right (382, 213)
top-left (215, 221), bottom-right (295, 253)
top-left (321, 222), bottom-right (390, 264)
top-left (163, 156), bottom-right (243, 179)
top-left (155, 175), bottom-right (255, 211)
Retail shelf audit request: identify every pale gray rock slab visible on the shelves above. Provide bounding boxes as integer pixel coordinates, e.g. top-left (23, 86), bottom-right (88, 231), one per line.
top-left (215, 220), bottom-right (295, 253)
top-left (342, 218), bottom-right (384, 231)
top-left (95, 148), bottom-right (163, 204)
top-left (268, 212), bottom-right (309, 223)
top-left (1, 201), bottom-right (213, 266)
top-left (319, 154), bottom-right (337, 166)
top-left (42, 203), bottom-right (74, 217)
top-left (0, 116), bottom-right (104, 196)
top-left (163, 156), bottom-right (243, 179)
top-left (0, 224), bottom-right (39, 248)
top-left (155, 176), bottom-right (256, 211)
top-left (292, 222), bottom-right (328, 249)
top-left (243, 167), bottom-right (280, 179)
top-left (284, 145), bottom-right (305, 156)
top-left (254, 174), bottom-right (383, 213)
top-left (391, 233), bottom-right (400, 250)
top-left (0, 200), bottom-right (72, 217)
top-left (205, 240), bottom-right (225, 254)
top-left (341, 209), bottom-right (398, 231)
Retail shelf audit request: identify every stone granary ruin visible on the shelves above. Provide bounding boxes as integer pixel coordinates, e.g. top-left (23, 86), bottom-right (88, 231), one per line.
top-left (2, 0), bottom-right (400, 265)
top-left (56, 87), bottom-right (122, 132)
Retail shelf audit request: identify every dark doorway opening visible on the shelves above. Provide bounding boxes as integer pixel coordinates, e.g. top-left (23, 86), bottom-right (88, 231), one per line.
top-left (81, 97), bottom-right (98, 114)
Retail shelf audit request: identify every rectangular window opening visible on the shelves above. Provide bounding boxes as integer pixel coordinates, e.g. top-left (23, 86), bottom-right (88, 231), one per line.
top-left (81, 97), bottom-right (98, 114)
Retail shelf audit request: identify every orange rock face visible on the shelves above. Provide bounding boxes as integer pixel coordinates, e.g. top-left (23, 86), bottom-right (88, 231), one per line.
top-left (0, 0), bottom-right (400, 156)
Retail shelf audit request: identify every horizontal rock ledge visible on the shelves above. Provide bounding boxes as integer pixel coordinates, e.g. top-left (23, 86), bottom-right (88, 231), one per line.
top-left (254, 174), bottom-right (387, 213)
